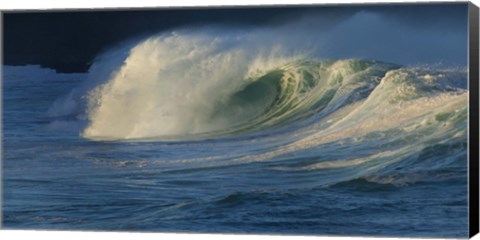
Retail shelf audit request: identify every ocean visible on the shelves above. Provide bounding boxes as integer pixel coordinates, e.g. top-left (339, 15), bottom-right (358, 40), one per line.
top-left (2, 32), bottom-right (469, 237)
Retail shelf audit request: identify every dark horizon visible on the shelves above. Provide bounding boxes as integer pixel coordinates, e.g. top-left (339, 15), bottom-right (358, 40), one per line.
top-left (2, 2), bottom-right (468, 73)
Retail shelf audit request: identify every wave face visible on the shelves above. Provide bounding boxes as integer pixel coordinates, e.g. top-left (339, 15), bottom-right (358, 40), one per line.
top-left (72, 32), bottom-right (467, 143)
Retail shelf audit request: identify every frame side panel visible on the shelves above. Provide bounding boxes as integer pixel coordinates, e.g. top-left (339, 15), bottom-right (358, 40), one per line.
top-left (469, 1), bottom-right (479, 238)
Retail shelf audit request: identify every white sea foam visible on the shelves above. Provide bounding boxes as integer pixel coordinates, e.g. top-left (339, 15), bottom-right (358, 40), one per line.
top-left (76, 34), bottom-right (466, 141)
top-left (80, 32), bottom-right (302, 139)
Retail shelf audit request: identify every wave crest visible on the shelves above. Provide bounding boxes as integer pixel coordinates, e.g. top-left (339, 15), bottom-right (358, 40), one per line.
top-left (42, 31), bottom-right (467, 142)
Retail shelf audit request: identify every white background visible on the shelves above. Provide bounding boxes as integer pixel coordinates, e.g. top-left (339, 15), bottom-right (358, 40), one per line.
top-left (0, 0), bottom-right (479, 240)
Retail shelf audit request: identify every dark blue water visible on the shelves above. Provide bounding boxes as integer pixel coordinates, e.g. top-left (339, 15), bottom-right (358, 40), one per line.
top-left (2, 61), bottom-right (469, 238)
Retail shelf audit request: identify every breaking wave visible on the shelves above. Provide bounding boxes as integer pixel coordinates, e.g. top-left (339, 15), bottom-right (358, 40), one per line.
top-left (47, 31), bottom-right (467, 144)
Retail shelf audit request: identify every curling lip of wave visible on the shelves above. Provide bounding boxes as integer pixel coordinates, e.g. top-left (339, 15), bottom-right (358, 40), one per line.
top-left (44, 32), bottom-right (467, 142)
